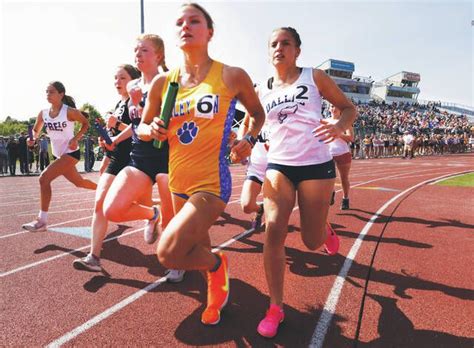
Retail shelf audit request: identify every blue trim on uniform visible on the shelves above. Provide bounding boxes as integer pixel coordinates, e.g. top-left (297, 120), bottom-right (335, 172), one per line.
top-left (218, 98), bottom-right (237, 203)
top-left (173, 192), bottom-right (190, 200)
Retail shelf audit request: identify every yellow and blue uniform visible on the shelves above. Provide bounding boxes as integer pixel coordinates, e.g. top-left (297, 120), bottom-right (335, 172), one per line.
top-left (163, 60), bottom-right (236, 203)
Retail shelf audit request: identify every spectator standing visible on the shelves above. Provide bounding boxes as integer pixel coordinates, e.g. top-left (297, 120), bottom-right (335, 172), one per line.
top-left (38, 134), bottom-right (50, 171)
top-left (6, 136), bottom-right (18, 175)
top-left (0, 136), bottom-right (8, 175)
top-left (18, 132), bottom-right (29, 174)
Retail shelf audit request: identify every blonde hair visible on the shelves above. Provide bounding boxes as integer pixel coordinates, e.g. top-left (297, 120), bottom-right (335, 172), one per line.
top-left (137, 34), bottom-right (169, 72)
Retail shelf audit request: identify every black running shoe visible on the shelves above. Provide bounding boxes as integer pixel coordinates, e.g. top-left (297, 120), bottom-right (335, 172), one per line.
top-left (251, 203), bottom-right (264, 231)
top-left (341, 198), bottom-right (350, 210)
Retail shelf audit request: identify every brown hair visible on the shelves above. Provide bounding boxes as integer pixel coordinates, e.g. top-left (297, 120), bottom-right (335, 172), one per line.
top-left (272, 27), bottom-right (302, 48)
top-left (181, 3), bottom-right (214, 30)
top-left (119, 64), bottom-right (141, 80)
top-left (137, 34), bottom-right (169, 72)
top-left (49, 81), bottom-right (76, 108)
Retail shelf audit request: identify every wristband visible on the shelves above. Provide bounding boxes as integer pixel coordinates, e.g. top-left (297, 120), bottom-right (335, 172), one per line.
top-left (244, 134), bottom-right (257, 147)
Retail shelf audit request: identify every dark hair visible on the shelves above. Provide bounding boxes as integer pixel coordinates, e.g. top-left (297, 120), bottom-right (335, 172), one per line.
top-left (119, 64), bottom-right (142, 80)
top-left (80, 111), bottom-right (90, 119)
top-left (49, 81), bottom-right (76, 108)
top-left (182, 3), bottom-right (214, 30)
top-left (273, 27), bottom-right (302, 48)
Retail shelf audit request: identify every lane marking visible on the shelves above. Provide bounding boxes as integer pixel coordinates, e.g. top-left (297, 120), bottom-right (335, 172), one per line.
top-left (46, 226), bottom-right (257, 348)
top-left (0, 227), bottom-right (143, 277)
top-left (44, 168), bottom-right (438, 345)
top-left (309, 170), bottom-right (472, 348)
top-left (0, 167), bottom-right (450, 273)
top-left (0, 216), bottom-right (94, 240)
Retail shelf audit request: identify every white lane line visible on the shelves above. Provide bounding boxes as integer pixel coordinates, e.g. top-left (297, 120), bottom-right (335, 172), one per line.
top-left (0, 166), bottom-right (438, 273)
top-left (309, 170), bottom-right (472, 348)
top-left (0, 227), bottom-right (143, 277)
top-left (44, 168), bottom-right (427, 346)
top-left (46, 226), bottom-right (257, 348)
top-left (0, 190), bottom-right (95, 207)
top-left (0, 216), bottom-right (94, 239)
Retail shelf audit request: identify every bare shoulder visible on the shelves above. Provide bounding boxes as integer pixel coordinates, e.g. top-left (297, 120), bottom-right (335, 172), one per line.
top-left (222, 64), bottom-right (251, 95)
top-left (313, 68), bottom-right (328, 82)
top-left (149, 73), bottom-right (169, 97)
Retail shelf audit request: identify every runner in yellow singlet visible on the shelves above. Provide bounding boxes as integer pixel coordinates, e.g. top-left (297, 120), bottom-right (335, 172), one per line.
top-left (137, 3), bottom-right (264, 326)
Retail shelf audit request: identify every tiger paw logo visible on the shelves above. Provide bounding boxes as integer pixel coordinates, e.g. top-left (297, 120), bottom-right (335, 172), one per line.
top-left (277, 104), bottom-right (298, 124)
top-left (177, 121), bottom-right (199, 144)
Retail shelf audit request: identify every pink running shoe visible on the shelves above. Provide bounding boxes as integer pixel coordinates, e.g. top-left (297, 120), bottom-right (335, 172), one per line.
top-left (257, 304), bottom-right (284, 338)
top-left (324, 222), bottom-right (340, 255)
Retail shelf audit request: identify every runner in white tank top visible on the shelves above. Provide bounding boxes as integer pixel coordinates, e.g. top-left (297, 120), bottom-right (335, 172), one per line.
top-left (22, 81), bottom-right (97, 232)
top-left (261, 67), bottom-right (332, 166)
top-left (41, 104), bottom-right (76, 158)
top-left (327, 104), bottom-right (354, 210)
top-left (256, 27), bottom-right (357, 339)
top-left (238, 105), bottom-right (269, 231)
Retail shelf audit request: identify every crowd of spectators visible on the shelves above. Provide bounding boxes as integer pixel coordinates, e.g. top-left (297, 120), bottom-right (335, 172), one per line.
top-left (0, 134), bottom-right (97, 176)
top-left (1, 101), bottom-right (473, 175)
top-left (349, 100), bottom-right (473, 159)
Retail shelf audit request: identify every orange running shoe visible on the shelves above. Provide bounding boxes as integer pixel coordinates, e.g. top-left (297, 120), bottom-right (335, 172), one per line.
top-left (201, 252), bottom-right (229, 325)
top-left (324, 222), bottom-right (340, 255)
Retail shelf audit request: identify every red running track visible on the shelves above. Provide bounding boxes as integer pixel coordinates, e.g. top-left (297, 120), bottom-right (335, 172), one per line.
top-left (0, 154), bottom-right (473, 347)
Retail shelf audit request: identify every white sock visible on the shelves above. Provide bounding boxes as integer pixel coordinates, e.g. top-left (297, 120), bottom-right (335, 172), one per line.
top-left (38, 210), bottom-right (48, 222)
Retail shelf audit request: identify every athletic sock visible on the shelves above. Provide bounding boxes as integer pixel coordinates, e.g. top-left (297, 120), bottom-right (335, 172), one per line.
top-left (38, 210), bottom-right (48, 222)
top-left (150, 206), bottom-right (159, 221)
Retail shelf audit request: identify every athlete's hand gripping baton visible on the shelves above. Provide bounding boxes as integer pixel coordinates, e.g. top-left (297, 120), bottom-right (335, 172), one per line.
top-left (153, 82), bottom-right (179, 149)
top-left (94, 119), bottom-right (113, 145)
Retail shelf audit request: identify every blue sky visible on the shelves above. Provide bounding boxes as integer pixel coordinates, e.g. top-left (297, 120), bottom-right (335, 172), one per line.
top-left (1, 0), bottom-right (472, 121)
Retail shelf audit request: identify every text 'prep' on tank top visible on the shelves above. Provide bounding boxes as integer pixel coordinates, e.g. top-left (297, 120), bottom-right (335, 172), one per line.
top-left (163, 60), bottom-right (236, 201)
top-left (42, 104), bottom-right (76, 158)
top-left (259, 67), bottom-right (331, 166)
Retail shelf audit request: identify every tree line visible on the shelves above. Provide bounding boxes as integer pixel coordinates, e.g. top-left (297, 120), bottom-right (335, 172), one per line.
top-left (0, 103), bottom-right (104, 137)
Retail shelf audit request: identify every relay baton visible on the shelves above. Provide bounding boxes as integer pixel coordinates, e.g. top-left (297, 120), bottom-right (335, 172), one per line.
top-left (153, 82), bottom-right (179, 149)
top-left (94, 119), bottom-right (113, 145)
top-left (28, 124), bottom-right (34, 141)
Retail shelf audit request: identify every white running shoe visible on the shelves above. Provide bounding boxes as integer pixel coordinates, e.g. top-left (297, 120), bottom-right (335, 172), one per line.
top-left (165, 269), bottom-right (186, 283)
top-left (22, 219), bottom-right (47, 232)
top-left (73, 253), bottom-right (102, 272)
top-left (144, 206), bottom-right (160, 244)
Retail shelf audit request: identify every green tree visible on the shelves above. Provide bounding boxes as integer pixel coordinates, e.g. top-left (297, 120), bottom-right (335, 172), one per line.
top-left (0, 116), bottom-right (28, 136)
top-left (77, 103), bottom-right (104, 137)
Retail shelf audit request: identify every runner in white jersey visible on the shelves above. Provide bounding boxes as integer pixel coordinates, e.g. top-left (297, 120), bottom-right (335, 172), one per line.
top-left (22, 81), bottom-right (97, 232)
top-left (327, 104), bottom-right (354, 210)
top-left (238, 108), bottom-right (269, 231)
top-left (256, 27), bottom-right (357, 339)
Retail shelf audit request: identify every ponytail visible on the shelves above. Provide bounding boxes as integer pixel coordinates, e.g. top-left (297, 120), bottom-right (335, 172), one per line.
top-left (159, 60), bottom-right (169, 73)
top-left (62, 95), bottom-right (76, 108)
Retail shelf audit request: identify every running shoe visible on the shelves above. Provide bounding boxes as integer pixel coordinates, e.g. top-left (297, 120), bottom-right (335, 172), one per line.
top-left (330, 191), bottom-right (335, 206)
top-left (22, 219), bottom-right (47, 232)
top-left (257, 304), bottom-right (285, 338)
top-left (73, 253), bottom-right (102, 272)
top-left (143, 206), bottom-right (160, 244)
top-left (341, 198), bottom-right (350, 210)
top-left (324, 222), bottom-right (340, 255)
top-left (201, 252), bottom-right (229, 325)
top-left (251, 204), bottom-right (264, 231)
top-left (165, 269), bottom-right (186, 283)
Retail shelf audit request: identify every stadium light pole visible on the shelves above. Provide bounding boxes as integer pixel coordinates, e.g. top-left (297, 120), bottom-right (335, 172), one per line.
top-left (140, 0), bottom-right (145, 33)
